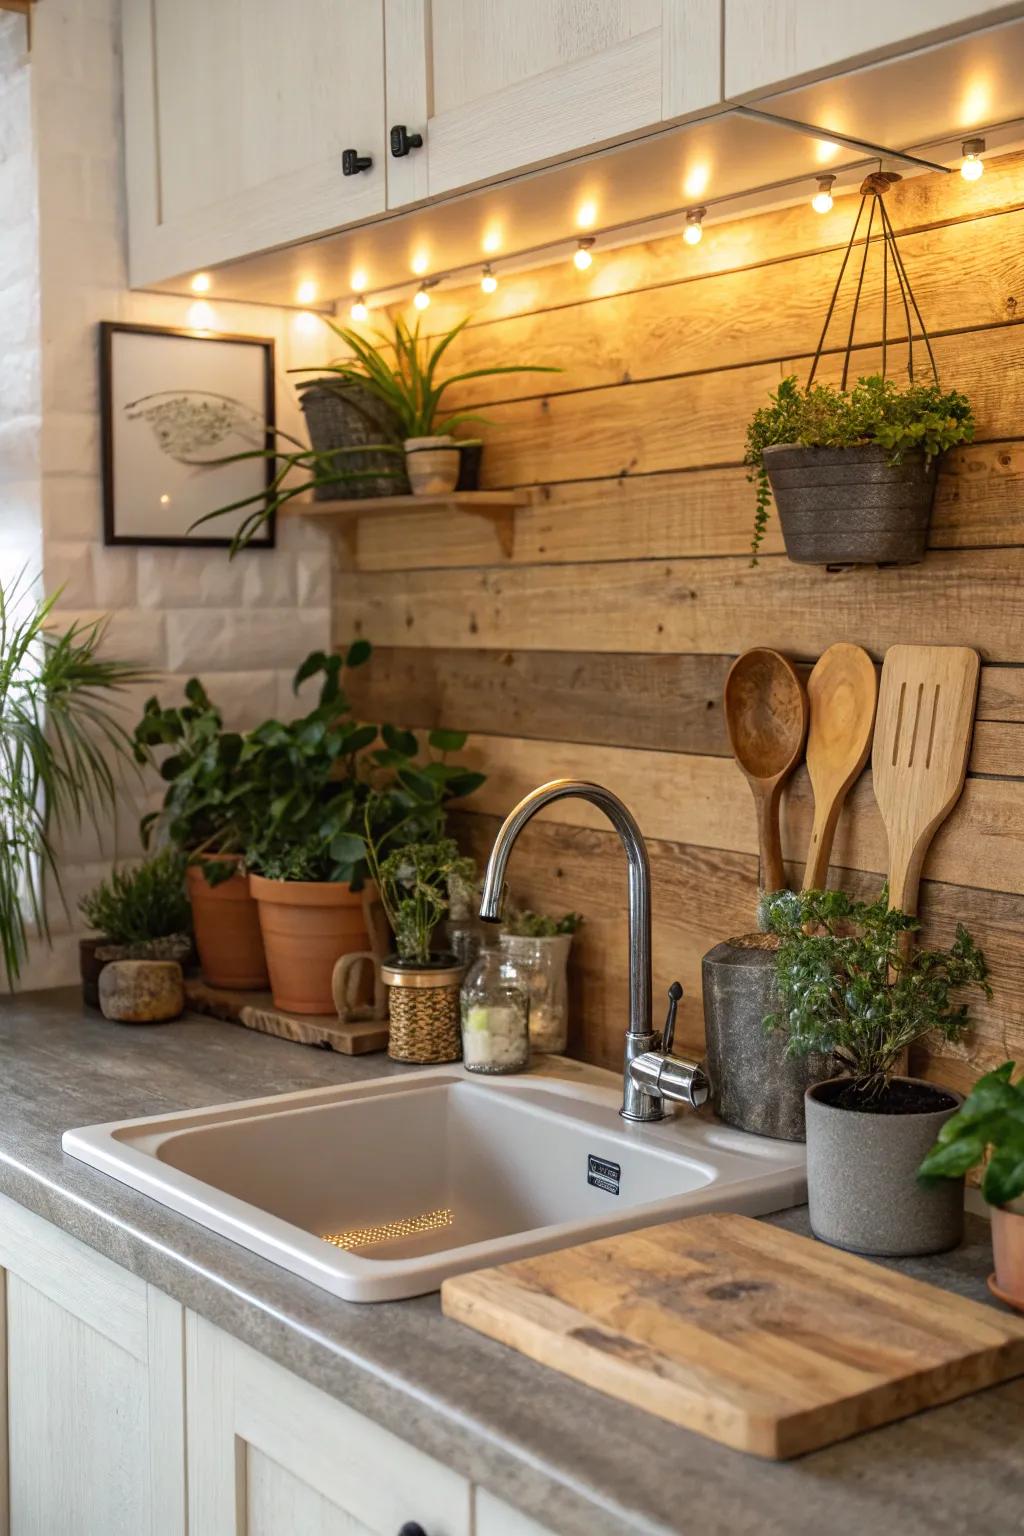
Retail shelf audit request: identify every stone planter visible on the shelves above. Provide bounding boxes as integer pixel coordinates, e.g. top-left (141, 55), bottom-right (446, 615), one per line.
top-left (81, 933), bottom-right (191, 1009)
top-left (805, 1075), bottom-right (964, 1257)
top-left (764, 442), bottom-right (938, 566)
top-left (991, 1201), bottom-right (1024, 1311)
top-left (404, 435), bottom-right (460, 495)
top-left (98, 960), bottom-right (185, 1023)
top-left (381, 953), bottom-right (464, 1064)
top-left (250, 875), bottom-right (370, 1015)
top-left (702, 937), bottom-right (832, 1142)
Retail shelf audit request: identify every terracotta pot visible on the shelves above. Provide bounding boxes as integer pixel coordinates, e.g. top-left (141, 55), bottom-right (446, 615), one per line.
top-left (404, 435), bottom-right (460, 495)
top-left (992, 1202), bottom-right (1024, 1308)
top-left (186, 857), bottom-right (268, 990)
top-left (250, 875), bottom-right (370, 1015)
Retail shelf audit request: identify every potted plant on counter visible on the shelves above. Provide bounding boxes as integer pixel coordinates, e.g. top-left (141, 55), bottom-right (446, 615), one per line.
top-left (745, 374), bottom-right (974, 565)
top-left (920, 1063), bottom-right (1024, 1313)
top-left (763, 887), bottom-right (991, 1257)
top-left (78, 849), bottom-right (193, 1009)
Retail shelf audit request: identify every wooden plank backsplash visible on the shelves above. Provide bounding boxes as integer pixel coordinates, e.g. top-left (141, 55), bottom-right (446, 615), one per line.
top-left (336, 149), bottom-right (1024, 1093)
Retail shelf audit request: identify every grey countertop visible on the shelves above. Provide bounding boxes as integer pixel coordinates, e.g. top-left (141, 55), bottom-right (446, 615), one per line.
top-left (0, 988), bottom-right (1021, 1536)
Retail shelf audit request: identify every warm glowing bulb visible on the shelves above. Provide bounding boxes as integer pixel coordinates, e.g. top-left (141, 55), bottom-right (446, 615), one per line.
top-left (190, 272), bottom-right (211, 294)
top-left (683, 207), bottom-right (705, 246)
top-left (296, 280), bottom-right (317, 305)
top-left (480, 265), bottom-right (498, 294)
top-left (961, 138), bottom-right (985, 180)
top-left (812, 176), bottom-right (835, 214)
top-left (350, 295), bottom-right (368, 322)
top-left (159, 493), bottom-right (170, 505)
top-left (413, 284), bottom-right (430, 310)
top-left (573, 240), bottom-right (594, 271)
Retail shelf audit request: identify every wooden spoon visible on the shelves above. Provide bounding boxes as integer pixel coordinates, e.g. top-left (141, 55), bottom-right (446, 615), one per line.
top-left (724, 649), bottom-right (808, 894)
top-left (802, 643), bottom-right (878, 892)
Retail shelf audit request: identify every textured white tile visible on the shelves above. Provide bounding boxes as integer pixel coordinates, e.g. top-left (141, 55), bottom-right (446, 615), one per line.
top-left (165, 605), bottom-right (328, 675)
top-left (46, 539), bottom-right (137, 609)
top-left (42, 474), bottom-right (103, 542)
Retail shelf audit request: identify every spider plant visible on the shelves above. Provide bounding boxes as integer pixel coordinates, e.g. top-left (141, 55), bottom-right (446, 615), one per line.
top-left (0, 576), bottom-right (147, 986)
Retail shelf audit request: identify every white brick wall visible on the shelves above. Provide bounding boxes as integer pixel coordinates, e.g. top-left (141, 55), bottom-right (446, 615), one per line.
top-left (3, 0), bottom-right (335, 989)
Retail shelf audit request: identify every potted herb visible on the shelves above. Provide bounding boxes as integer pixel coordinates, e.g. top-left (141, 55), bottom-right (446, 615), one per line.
top-left (745, 374), bottom-right (974, 565)
top-left (920, 1063), bottom-right (1024, 1312)
top-left (0, 580), bottom-right (146, 989)
top-left (78, 849), bottom-right (192, 1008)
top-left (763, 888), bottom-right (991, 1257)
top-left (134, 679), bottom-right (269, 991)
top-left (500, 908), bottom-right (583, 1053)
top-left (366, 836), bottom-right (476, 1064)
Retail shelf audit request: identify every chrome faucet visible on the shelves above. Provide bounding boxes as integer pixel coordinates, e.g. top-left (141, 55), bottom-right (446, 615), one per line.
top-left (478, 778), bottom-right (710, 1122)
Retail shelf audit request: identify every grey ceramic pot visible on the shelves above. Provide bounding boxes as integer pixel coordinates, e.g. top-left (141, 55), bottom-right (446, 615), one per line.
top-left (805, 1076), bottom-right (965, 1257)
top-left (764, 442), bottom-right (938, 565)
top-left (702, 939), bottom-right (833, 1142)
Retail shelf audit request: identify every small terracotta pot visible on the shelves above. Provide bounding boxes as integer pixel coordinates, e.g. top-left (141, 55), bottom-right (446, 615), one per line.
top-left (992, 1202), bottom-right (1024, 1308)
top-left (405, 435), bottom-right (460, 495)
top-left (250, 875), bottom-right (370, 1014)
top-left (186, 857), bottom-right (268, 990)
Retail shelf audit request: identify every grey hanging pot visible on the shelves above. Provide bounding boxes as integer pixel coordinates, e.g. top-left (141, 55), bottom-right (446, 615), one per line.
top-left (765, 442), bottom-right (938, 566)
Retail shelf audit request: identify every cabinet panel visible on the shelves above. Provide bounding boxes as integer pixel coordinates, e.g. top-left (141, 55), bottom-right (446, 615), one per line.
top-left (123, 0), bottom-right (387, 285)
top-left (248, 1448), bottom-right (376, 1536)
top-left (475, 1488), bottom-right (554, 1536)
top-left (724, 1), bottom-right (1021, 99)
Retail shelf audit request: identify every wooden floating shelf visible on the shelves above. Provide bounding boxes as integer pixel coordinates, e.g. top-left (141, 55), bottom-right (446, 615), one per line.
top-left (286, 490), bottom-right (534, 559)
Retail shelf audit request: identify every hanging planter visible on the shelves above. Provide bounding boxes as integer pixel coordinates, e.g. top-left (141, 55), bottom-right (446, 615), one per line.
top-left (746, 172), bottom-right (975, 568)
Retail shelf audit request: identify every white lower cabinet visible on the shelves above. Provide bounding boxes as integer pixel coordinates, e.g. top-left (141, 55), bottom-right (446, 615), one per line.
top-left (0, 1195), bottom-right (554, 1536)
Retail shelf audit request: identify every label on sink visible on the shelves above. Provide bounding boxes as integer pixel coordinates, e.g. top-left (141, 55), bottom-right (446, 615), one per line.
top-left (587, 1153), bottom-right (621, 1195)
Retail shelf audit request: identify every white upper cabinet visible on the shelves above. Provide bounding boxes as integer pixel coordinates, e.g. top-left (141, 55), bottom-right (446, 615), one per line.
top-left (123, 0), bottom-right (387, 285)
top-left (384, 0), bottom-right (722, 203)
top-left (724, 0), bottom-right (1024, 100)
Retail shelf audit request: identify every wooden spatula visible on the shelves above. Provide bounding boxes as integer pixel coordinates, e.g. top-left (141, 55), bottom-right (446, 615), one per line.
top-left (803, 643), bottom-right (878, 891)
top-left (872, 645), bottom-right (980, 916)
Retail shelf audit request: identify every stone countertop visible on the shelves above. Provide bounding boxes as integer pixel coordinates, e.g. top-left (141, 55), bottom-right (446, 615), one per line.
top-left (0, 989), bottom-right (1021, 1536)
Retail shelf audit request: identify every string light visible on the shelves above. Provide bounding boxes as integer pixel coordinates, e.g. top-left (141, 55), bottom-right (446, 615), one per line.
top-left (480, 264), bottom-right (498, 294)
top-left (961, 137), bottom-right (985, 181)
top-left (350, 295), bottom-right (368, 322)
top-left (413, 282), bottom-right (431, 310)
top-left (683, 206), bottom-right (706, 246)
top-left (190, 272), bottom-right (211, 293)
top-left (573, 238), bottom-right (595, 271)
top-left (812, 175), bottom-right (836, 214)
top-left (296, 280), bottom-right (317, 305)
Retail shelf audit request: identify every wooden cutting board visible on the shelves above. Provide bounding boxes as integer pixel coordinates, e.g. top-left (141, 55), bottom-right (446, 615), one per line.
top-left (184, 981), bottom-right (388, 1055)
top-left (441, 1213), bottom-right (1024, 1459)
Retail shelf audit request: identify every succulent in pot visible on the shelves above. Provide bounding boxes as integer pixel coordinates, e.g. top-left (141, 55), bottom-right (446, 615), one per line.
top-left (745, 374), bottom-right (974, 566)
top-left (762, 887), bottom-right (991, 1257)
top-left (920, 1063), bottom-right (1024, 1312)
top-left (78, 849), bottom-right (193, 1009)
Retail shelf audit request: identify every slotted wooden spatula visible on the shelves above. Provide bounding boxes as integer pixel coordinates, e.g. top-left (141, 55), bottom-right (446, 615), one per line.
top-left (872, 645), bottom-right (980, 916)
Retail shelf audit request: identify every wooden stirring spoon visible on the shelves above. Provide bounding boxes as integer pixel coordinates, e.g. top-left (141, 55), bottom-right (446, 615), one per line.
top-left (802, 643), bottom-right (878, 892)
top-left (725, 649), bottom-right (808, 894)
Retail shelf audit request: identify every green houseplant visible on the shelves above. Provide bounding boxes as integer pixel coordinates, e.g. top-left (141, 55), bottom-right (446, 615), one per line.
top-left (763, 887), bottom-right (990, 1257)
top-left (920, 1062), bottom-right (1024, 1311)
top-left (745, 373), bottom-right (974, 565)
top-left (0, 579), bottom-right (145, 989)
top-left (78, 849), bottom-right (192, 1008)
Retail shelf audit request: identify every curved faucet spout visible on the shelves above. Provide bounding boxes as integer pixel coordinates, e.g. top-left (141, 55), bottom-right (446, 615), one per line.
top-left (478, 778), bottom-right (652, 1041)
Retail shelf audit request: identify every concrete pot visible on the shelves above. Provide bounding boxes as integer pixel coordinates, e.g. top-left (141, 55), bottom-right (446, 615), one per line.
top-left (764, 443), bottom-right (938, 566)
top-left (991, 1202), bottom-right (1024, 1310)
top-left (805, 1075), bottom-right (964, 1257)
top-left (702, 938), bottom-right (833, 1141)
top-left (404, 436), bottom-right (460, 495)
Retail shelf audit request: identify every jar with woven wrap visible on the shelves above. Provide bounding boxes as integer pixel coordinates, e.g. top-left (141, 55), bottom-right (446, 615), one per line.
top-left (381, 954), bottom-right (465, 1064)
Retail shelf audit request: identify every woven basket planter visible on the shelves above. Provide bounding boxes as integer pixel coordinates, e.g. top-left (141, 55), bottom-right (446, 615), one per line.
top-left (299, 380), bottom-right (408, 500)
top-left (764, 443), bottom-right (938, 567)
top-left (382, 956), bottom-right (464, 1064)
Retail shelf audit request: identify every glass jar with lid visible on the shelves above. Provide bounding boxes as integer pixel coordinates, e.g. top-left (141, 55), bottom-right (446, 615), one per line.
top-left (498, 932), bottom-right (571, 1053)
top-left (460, 947), bottom-right (530, 1074)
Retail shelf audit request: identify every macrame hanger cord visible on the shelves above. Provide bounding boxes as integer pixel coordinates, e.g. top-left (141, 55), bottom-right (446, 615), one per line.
top-left (807, 194), bottom-right (867, 388)
top-left (841, 193), bottom-right (876, 393)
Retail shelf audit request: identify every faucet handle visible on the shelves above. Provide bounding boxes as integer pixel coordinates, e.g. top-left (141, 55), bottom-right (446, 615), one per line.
top-left (661, 981), bottom-right (683, 1055)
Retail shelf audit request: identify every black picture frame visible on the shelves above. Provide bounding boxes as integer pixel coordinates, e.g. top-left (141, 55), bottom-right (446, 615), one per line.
top-left (99, 320), bottom-right (277, 549)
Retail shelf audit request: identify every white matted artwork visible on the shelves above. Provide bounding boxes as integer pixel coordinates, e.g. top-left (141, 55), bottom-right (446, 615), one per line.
top-left (100, 321), bottom-right (276, 547)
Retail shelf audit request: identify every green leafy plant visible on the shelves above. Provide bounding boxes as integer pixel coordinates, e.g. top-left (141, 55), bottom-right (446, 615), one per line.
top-left (745, 374), bottom-right (975, 560)
top-left (761, 887), bottom-right (991, 1105)
top-left (919, 1063), bottom-right (1024, 1205)
top-left (79, 848), bottom-right (191, 945)
top-left (0, 577), bottom-right (147, 986)
top-left (504, 909), bottom-right (583, 938)
top-left (367, 837), bottom-right (476, 965)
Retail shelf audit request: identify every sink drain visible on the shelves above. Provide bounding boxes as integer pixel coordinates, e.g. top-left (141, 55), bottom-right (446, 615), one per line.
top-left (320, 1207), bottom-right (454, 1251)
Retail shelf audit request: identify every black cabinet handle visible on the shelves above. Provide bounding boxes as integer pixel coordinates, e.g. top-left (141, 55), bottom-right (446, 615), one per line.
top-left (342, 148), bottom-right (373, 175)
top-left (390, 124), bottom-right (424, 157)
top-left (398, 1524), bottom-right (427, 1536)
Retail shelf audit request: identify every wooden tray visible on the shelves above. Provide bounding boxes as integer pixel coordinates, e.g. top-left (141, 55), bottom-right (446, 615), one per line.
top-left (185, 981), bottom-right (388, 1056)
top-left (442, 1212), bottom-right (1024, 1459)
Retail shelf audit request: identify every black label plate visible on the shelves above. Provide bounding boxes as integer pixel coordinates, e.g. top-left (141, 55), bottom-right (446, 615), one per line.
top-left (587, 1153), bottom-right (621, 1195)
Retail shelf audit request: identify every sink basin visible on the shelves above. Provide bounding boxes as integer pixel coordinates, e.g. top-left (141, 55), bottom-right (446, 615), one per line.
top-left (63, 1061), bottom-right (805, 1302)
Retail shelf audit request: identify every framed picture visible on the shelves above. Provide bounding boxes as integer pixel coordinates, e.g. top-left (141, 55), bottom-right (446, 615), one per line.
top-left (99, 321), bottom-right (276, 548)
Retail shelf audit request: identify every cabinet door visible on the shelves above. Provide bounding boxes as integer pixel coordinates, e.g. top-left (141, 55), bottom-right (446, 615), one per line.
top-left (385, 0), bottom-right (721, 204)
top-left (474, 1488), bottom-right (554, 1536)
top-left (0, 1196), bottom-right (185, 1536)
top-left (724, 0), bottom-right (1020, 99)
top-left (186, 1311), bottom-right (471, 1536)
top-left (123, 0), bottom-right (387, 286)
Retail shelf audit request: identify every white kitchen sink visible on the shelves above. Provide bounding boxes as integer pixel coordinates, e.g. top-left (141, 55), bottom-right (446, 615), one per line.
top-left (63, 1061), bottom-right (805, 1302)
